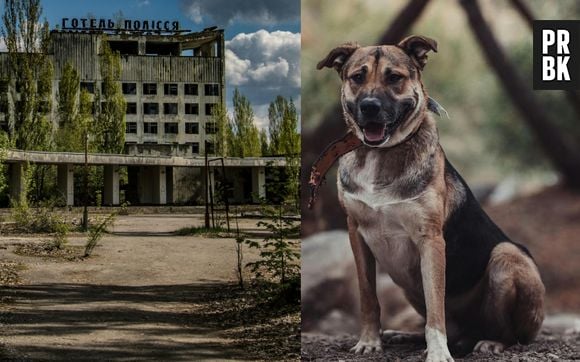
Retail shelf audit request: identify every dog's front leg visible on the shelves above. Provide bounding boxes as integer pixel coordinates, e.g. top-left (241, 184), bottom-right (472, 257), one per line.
top-left (417, 234), bottom-right (453, 362)
top-left (348, 216), bottom-right (382, 354)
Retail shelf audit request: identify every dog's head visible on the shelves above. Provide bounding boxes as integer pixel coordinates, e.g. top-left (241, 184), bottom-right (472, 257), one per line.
top-left (317, 35), bottom-right (437, 147)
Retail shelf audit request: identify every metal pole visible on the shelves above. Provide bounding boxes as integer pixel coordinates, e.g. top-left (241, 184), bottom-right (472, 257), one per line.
top-left (204, 141), bottom-right (210, 229)
top-left (220, 158), bottom-right (230, 232)
top-left (82, 131), bottom-right (89, 231)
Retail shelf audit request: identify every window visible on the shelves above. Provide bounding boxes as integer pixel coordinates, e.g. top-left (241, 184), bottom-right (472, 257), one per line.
top-left (126, 102), bottom-right (137, 114)
top-left (122, 83), bottom-right (137, 95)
top-left (205, 142), bottom-right (215, 154)
top-left (184, 83), bottom-right (198, 95)
top-left (143, 122), bottom-right (158, 134)
top-left (205, 122), bottom-right (217, 134)
top-left (205, 103), bottom-right (216, 116)
top-left (143, 83), bottom-right (157, 95)
top-left (204, 84), bottom-right (219, 96)
top-left (163, 103), bottom-right (178, 115)
top-left (108, 40), bottom-right (138, 55)
top-left (37, 101), bottom-right (49, 114)
top-left (164, 122), bottom-right (178, 134)
top-left (80, 82), bottom-right (94, 94)
top-left (126, 122), bottom-right (137, 134)
top-left (189, 142), bottom-right (199, 154)
top-left (185, 122), bottom-right (199, 134)
top-left (184, 103), bottom-right (199, 115)
top-left (143, 103), bottom-right (159, 115)
top-left (164, 83), bottom-right (178, 96)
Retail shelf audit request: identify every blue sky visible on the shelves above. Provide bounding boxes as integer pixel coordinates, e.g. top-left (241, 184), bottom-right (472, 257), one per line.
top-left (41, 0), bottom-right (301, 128)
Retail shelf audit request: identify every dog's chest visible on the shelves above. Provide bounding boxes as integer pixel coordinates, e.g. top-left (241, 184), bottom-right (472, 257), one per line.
top-left (338, 153), bottom-right (423, 291)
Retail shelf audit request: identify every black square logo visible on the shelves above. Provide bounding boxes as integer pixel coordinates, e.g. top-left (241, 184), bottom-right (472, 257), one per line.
top-left (533, 20), bottom-right (580, 90)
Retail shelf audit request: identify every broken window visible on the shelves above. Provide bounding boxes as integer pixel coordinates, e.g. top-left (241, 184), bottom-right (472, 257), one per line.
top-left (204, 84), bottom-right (219, 96)
top-left (205, 142), bottom-right (215, 154)
top-left (163, 103), bottom-right (178, 115)
top-left (143, 102), bottom-right (159, 115)
top-left (145, 41), bottom-right (180, 56)
top-left (189, 142), bottom-right (200, 154)
top-left (143, 83), bottom-right (157, 95)
top-left (185, 122), bottom-right (199, 134)
top-left (80, 82), bottom-right (95, 94)
top-left (205, 122), bottom-right (217, 134)
top-left (184, 103), bottom-right (199, 115)
top-left (107, 41), bottom-right (139, 55)
top-left (184, 83), bottom-right (198, 95)
top-left (126, 102), bottom-right (137, 114)
top-left (122, 83), bottom-right (137, 95)
top-left (164, 83), bottom-right (178, 96)
top-left (205, 103), bottom-right (216, 116)
top-left (143, 122), bottom-right (158, 134)
top-left (164, 122), bottom-right (178, 134)
top-left (126, 122), bottom-right (137, 134)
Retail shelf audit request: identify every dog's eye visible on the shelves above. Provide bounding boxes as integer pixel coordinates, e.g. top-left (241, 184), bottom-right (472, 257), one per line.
top-left (350, 73), bottom-right (365, 84)
top-left (387, 73), bottom-right (403, 83)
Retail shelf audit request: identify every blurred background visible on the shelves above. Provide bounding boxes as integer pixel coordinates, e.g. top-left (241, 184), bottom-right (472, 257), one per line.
top-left (301, 0), bottom-right (580, 341)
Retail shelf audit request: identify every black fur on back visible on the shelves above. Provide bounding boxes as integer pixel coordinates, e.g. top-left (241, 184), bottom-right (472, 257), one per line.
top-left (443, 159), bottom-right (532, 296)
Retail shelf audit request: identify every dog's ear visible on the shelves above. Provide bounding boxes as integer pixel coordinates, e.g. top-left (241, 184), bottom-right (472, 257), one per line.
top-left (317, 42), bottom-right (360, 75)
top-left (397, 35), bottom-right (437, 70)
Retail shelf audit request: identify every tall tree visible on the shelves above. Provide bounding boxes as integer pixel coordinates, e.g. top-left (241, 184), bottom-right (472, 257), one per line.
top-left (211, 103), bottom-right (231, 157)
top-left (230, 89), bottom-right (261, 157)
top-left (1, 0), bottom-right (53, 151)
top-left (279, 98), bottom-right (300, 157)
top-left (259, 128), bottom-right (269, 156)
top-left (95, 38), bottom-right (126, 154)
top-left (56, 62), bottom-right (83, 151)
top-left (267, 96), bottom-right (286, 155)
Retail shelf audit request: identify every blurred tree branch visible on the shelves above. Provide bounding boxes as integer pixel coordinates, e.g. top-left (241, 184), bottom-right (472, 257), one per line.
top-left (460, 0), bottom-right (580, 189)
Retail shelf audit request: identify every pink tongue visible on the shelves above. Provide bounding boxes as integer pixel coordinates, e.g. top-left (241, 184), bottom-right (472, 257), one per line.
top-left (363, 124), bottom-right (385, 142)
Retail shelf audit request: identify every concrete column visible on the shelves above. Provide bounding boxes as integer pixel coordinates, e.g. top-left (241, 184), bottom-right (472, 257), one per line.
top-left (200, 166), bottom-right (216, 202)
top-left (104, 165), bottom-right (120, 206)
top-left (57, 164), bottom-right (74, 206)
top-left (152, 166), bottom-right (167, 205)
top-left (251, 166), bottom-right (266, 202)
top-left (9, 162), bottom-right (26, 204)
top-left (166, 166), bottom-right (174, 204)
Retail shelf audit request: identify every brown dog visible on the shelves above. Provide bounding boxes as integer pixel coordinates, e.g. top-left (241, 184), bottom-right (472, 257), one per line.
top-left (316, 36), bottom-right (545, 361)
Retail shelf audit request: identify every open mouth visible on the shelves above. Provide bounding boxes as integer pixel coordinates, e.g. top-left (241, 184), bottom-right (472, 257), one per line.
top-left (362, 122), bottom-right (388, 145)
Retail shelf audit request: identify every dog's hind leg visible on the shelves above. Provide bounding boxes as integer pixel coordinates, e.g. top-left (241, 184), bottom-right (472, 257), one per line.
top-left (476, 242), bottom-right (545, 354)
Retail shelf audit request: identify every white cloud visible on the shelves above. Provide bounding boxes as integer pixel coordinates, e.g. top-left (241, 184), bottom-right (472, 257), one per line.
top-left (180, 0), bottom-right (299, 26)
top-left (225, 29), bottom-right (300, 130)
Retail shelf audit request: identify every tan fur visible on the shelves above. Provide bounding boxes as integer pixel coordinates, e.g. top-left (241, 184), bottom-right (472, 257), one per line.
top-left (320, 36), bottom-right (544, 361)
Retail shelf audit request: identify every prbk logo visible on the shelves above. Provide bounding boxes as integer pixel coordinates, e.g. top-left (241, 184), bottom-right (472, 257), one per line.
top-left (533, 21), bottom-right (580, 90)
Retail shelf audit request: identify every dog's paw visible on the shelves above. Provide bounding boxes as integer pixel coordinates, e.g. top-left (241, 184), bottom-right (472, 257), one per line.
top-left (424, 348), bottom-right (454, 362)
top-left (473, 340), bottom-right (505, 354)
top-left (350, 338), bottom-right (383, 354)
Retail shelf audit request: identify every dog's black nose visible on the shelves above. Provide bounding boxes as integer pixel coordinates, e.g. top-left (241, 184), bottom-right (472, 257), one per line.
top-left (359, 98), bottom-right (381, 118)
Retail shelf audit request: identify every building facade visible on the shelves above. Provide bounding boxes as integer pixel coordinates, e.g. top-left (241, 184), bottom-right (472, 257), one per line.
top-left (1, 24), bottom-right (225, 157)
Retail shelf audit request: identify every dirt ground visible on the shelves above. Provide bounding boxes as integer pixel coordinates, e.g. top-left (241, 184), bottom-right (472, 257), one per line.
top-left (0, 213), bottom-right (299, 361)
top-left (301, 329), bottom-right (580, 361)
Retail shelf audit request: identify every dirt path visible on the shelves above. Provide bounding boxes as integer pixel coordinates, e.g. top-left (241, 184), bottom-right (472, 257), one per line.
top-left (0, 214), bottom-right (267, 361)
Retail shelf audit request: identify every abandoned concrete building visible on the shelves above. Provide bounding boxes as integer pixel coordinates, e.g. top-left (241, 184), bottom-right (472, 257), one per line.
top-left (0, 24), bottom-right (286, 206)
